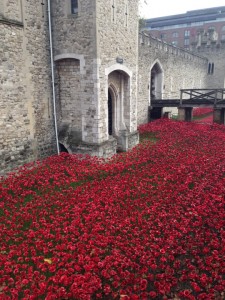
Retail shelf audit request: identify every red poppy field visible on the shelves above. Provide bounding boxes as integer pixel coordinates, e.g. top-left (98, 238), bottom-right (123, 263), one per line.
top-left (0, 119), bottom-right (225, 300)
top-left (192, 108), bottom-right (213, 117)
top-left (193, 108), bottom-right (213, 124)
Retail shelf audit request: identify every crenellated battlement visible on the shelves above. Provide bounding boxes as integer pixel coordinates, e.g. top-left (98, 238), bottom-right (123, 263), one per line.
top-left (193, 40), bottom-right (225, 53)
top-left (139, 32), bottom-right (208, 64)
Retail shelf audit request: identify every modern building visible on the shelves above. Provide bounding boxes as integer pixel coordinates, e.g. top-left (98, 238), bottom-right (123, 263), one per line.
top-left (144, 6), bottom-right (225, 49)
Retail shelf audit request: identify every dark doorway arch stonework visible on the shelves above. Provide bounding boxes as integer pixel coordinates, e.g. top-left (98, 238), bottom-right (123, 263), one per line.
top-left (107, 67), bottom-right (139, 152)
top-left (150, 61), bottom-right (163, 100)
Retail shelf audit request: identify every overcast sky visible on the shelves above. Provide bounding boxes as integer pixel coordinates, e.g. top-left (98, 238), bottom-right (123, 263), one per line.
top-left (139, 0), bottom-right (225, 19)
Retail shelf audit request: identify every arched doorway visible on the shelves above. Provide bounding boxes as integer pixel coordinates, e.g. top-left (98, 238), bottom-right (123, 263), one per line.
top-left (107, 70), bottom-right (130, 137)
top-left (107, 84), bottom-right (118, 136)
top-left (150, 62), bottom-right (163, 100)
top-left (105, 65), bottom-right (139, 153)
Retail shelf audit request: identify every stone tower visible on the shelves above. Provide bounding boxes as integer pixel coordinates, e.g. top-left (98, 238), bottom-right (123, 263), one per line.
top-left (0, 0), bottom-right (56, 175)
top-left (52, 0), bottom-right (139, 156)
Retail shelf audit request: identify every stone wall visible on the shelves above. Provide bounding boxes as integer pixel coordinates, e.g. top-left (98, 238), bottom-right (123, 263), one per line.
top-left (2, 0), bottom-right (22, 21)
top-left (52, 0), bottom-right (139, 152)
top-left (55, 58), bottom-right (82, 138)
top-left (2, 1), bottom-right (225, 176)
top-left (52, 0), bottom-right (99, 144)
top-left (97, 0), bottom-right (139, 137)
top-left (0, 21), bottom-right (33, 174)
top-left (193, 42), bottom-right (225, 88)
top-left (24, 1), bottom-right (56, 160)
top-left (138, 33), bottom-right (209, 124)
top-left (0, 0), bottom-right (56, 175)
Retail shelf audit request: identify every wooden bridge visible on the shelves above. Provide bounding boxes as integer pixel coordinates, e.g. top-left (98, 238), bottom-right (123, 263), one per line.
top-left (150, 89), bottom-right (225, 123)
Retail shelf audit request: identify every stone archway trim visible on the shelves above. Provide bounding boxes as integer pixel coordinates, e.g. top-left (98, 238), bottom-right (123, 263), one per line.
top-left (150, 59), bottom-right (164, 73)
top-left (54, 53), bottom-right (85, 74)
top-left (150, 59), bottom-right (164, 102)
top-left (105, 63), bottom-right (133, 77)
top-left (108, 83), bottom-right (119, 135)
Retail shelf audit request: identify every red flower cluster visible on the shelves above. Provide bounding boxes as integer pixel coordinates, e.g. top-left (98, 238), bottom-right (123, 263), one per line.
top-left (0, 119), bottom-right (225, 299)
top-left (193, 107), bottom-right (213, 117)
top-left (193, 114), bottom-right (213, 124)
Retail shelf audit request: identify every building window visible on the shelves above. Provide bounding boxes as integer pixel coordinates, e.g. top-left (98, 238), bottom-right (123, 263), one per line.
top-left (172, 32), bottom-right (178, 38)
top-left (208, 63), bottom-right (214, 74)
top-left (124, 2), bottom-right (128, 27)
top-left (111, 0), bottom-right (117, 23)
top-left (208, 63), bottom-right (211, 74)
top-left (184, 39), bottom-right (190, 46)
top-left (184, 30), bottom-right (190, 37)
top-left (160, 33), bottom-right (167, 39)
top-left (71, 0), bottom-right (78, 14)
top-left (208, 26), bottom-right (215, 31)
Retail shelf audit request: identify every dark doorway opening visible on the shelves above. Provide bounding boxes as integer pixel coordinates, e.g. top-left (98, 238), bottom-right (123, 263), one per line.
top-left (150, 63), bottom-right (163, 100)
top-left (185, 108), bottom-right (193, 122)
top-left (108, 90), bottom-right (113, 135)
top-left (149, 107), bottom-right (162, 121)
top-left (59, 143), bottom-right (69, 153)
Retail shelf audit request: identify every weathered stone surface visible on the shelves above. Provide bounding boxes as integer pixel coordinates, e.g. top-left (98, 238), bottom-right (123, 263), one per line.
top-left (0, 0), bottom-right (56, 175)
top-left (1, 1), bottom-right (225, 175)
top-left (138, 33), bottom-right (208, 124)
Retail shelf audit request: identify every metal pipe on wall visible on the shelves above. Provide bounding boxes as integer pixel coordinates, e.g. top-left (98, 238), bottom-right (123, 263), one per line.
top-left (47, 0), bottom-right (60, 155)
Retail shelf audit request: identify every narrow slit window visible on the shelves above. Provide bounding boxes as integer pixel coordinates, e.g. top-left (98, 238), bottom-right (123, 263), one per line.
top-left (125, 4), bottom-right (128, 27)
top-left (71, 0), bottom-right (78, 14)
top-left (208, 63), bottom-right (211, 74)
top-left (112, 0), bottom-right (116, 23)
top-left (211, 63), bottom-right (214, 74)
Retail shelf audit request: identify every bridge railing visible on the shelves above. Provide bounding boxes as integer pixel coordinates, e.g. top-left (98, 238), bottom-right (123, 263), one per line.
top-left (151, 89), bottom-right (225, 108)
top-left (180, 89), bottom-right (225, 106)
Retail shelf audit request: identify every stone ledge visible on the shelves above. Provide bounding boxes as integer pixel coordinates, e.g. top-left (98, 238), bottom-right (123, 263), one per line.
top-left (0, 17), bottom-right (23, 27)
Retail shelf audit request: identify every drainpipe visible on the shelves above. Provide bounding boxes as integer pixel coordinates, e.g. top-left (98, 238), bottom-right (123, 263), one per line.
top-left (47, 0), bottom-right (60, 155)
